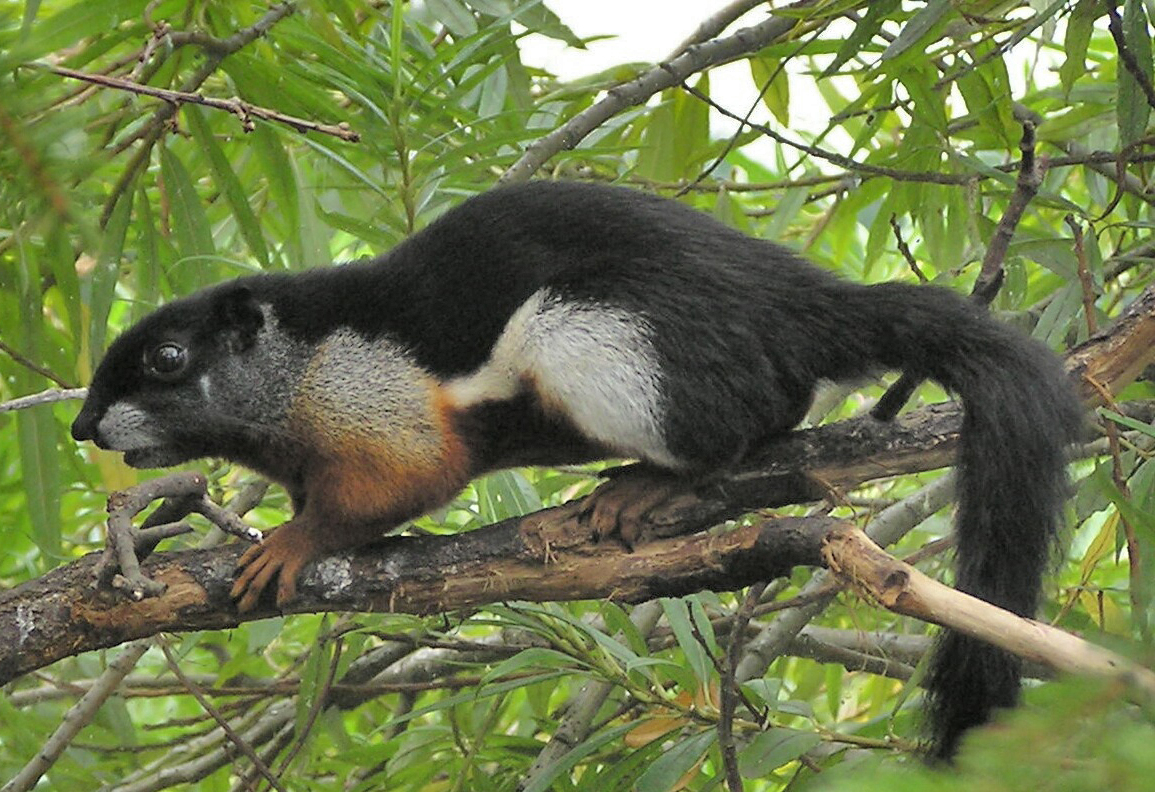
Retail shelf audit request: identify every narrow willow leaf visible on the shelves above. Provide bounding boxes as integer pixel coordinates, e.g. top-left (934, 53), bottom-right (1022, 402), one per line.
top-left (6, 0), bottom-right (146, 65)
top-left (475, 470), bottom-right (542, 521)
top-left (16, 401), bottom-right (61, 564)
top-left (159, 144), bottom-right (215, 261)
top-left (513, 0), bottom-right (584, 47)
top-left (660, 598), bottom-right (711, 688)
top-left (519, 721), bottom-right (639, 792)
top-left (480, 647), bottom-right (586, 684)
top-left (737, 728), bottom-right (822, 777)
top-left (1118, 0), bottom-right (1153, 145)
top-left (823, 0), bottom-right (899, 77)
top-left (426, 0), bottom-right (478, 36)
top-left (749, 54), bottom-right (790, 126)
top-left (87, 190), bottom-right (132, 366)
top-left (251, 124), bottom-right (299, 262)
top-left (1060, 0), bottom-right (1099, 95)
top-left (880, 0), bottom-right (951, 62)
top-left (184, 105), bottom-right (270, 268)
top-left (634, 729), bottom-right (715, 791)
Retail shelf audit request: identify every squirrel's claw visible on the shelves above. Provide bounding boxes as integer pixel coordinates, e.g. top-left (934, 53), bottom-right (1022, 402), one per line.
top-left (232, 520), bottom-right (315, 612)
top-left (580, 466), bottom-right (682, 547)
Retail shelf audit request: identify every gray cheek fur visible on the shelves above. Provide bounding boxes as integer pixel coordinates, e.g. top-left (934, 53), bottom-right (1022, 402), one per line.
top-left (201, 306), bottom-right (312, 429)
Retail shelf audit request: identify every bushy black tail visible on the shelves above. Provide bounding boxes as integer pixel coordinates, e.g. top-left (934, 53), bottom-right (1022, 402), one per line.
top-left (855, 283), bottom-right (1083, 758)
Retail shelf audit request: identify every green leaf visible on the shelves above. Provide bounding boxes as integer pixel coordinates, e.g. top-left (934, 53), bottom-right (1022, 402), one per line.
top-left (737, 728), bottom-right (822, 777)
top-left (1061, 0), bottom-right (1099, 96)
top-left (481, 647), bottom-right (586, 684)
top-left (519, 721), bottom-right (639, 792)
top-left (11, 239), bottom-right (61, 563)
top-left (636, 74), bottom-right (711, 182)
top-left (763, 184), bottom-right (808, 242)
top-left (823, 0), bottom-right (899, 77)
top-left (426, 0), bottom-right (478, 36)
top-left (250, 124), bottom-right (299, 263)
top-left (4, 0), bottom-right (147, 66)
top-left (513, 0), bottom-right (584, 47)
top-left (184, 105), bottom-right (270, 268)
top-left (86, 190), bottom-right (132, 365)
top-left (956, 50), bottom-right (1017, 150)
top-left (132, 184), bottom-right (162, 315)
top-left (749, 53), bottom-right (790, 126)
top-left (660, 598), bottom-right (712, 688)
top-left (475, 470), bottom-right (542, 522)
top-left (880, 0), bottom-right (951, 62)
top-left (634, 729), bottom-right (715, 791)
top-left (1118, 0), bottom-right (1153, 145)
top-left (159, 144), bottom-right (215, 263)
top-left (16, 403), bottom-right (60, 564)
top-left (1099, 409), bottom-right (1155, 439)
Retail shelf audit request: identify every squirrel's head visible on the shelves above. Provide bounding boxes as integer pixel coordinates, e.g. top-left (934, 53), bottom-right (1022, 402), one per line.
top-left (72, 282), bottom-right (282, 469)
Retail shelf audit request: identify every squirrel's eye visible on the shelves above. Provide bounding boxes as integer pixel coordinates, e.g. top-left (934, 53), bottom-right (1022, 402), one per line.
top-left (144, 342), bottom-right (188, 379)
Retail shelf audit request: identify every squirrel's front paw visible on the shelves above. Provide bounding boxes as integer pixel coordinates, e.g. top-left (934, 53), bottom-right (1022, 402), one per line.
top-left (231, 520), bottom-right (318, 612)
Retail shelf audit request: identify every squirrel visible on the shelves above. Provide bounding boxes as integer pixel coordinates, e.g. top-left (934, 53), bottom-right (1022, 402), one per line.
top-left (72, 180), bottom-right (1083, 758)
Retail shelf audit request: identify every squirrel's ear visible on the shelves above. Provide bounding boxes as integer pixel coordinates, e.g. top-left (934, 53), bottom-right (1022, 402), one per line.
top-left (214, 285), bottom-right (264, 349)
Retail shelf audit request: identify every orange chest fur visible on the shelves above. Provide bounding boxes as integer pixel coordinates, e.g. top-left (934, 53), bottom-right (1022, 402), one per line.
top-left (286, 330), bottom-right (471, 522)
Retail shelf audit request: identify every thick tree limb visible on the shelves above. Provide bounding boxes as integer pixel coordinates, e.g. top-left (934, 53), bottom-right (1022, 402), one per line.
top-left (0, 515), bottom-right (833, 685)
top-left (2, 285), bottom-right (1154, 685)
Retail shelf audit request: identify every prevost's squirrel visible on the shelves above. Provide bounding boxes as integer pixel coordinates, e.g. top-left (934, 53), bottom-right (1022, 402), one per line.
top-left (72, 180), bottom-right (1082, 758)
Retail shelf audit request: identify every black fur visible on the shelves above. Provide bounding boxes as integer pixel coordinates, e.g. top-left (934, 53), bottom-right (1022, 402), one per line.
top-left (74, 181), bottom-right (1082, 755)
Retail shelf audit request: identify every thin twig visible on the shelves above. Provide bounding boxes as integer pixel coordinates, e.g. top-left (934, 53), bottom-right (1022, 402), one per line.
top-left (678, 18), bottom-right (823, 196)
top-left (517, 602), bottom-right (664, 792)
top-left (273, 638), bottom-right (344, 777)
top-left (720, 582), bottom-right (767, 792)
top-left (0, 338), bottom-right (74, 389)
top-left (0, 387), bottom-right (87, 413)
top-left (98, 1), bottom-right (298, 227)
top-left (889, 215), bottom-right (927, 282)
top-left (1067, 215), bottom-right (1099, 335)
top-left (735, 477), bottom-right (957, 684)
top-left (47, 64), bottom-right (358, 142)
top-left (501, 0), bottom-right (818, 183)
top-left (2, 642), bottom-right (150, 792)
top-left (160, 638), bottom-right (288, 792)
top-left (1107, 2), bottom-right (1155, 112)
top-left (972, 118), bottom-right (1042, 303)
top-left (871, 118), bottom-right (1041, 421)
top-left (680, 82), bottom-right (977, 186)
top-left (666, 0), bottom-right (768, 57)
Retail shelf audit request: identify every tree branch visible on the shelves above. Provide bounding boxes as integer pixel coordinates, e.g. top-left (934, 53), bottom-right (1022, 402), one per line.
top-left (2, 284), bottom-right (1153, 685)
top-left (0, 514), bottom-right (833, 686)
top-left (98, 1), bottom-right (298, 227)
top-left (46, 65), bottom-right (359, 142)
top-left (500, 0), bottom-right (817, 184)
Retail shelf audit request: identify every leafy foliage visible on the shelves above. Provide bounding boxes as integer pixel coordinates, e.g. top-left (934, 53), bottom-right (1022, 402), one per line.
top-left (1, 1), bottom-right (1154, 790)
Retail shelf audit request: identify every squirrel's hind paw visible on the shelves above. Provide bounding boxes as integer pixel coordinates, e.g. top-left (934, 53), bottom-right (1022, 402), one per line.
top-left (580, 465), bottom-right (684, 547)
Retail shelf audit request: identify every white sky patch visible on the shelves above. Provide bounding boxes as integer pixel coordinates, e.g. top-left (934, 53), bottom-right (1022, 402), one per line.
top-left (519, 2), bottom-right (850, 163)
top-left (518, 3), bottom-right (1064, 169)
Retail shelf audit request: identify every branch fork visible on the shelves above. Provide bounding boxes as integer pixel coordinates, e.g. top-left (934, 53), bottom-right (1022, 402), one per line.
top-left (99, 472), bottom-right (260, 600)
